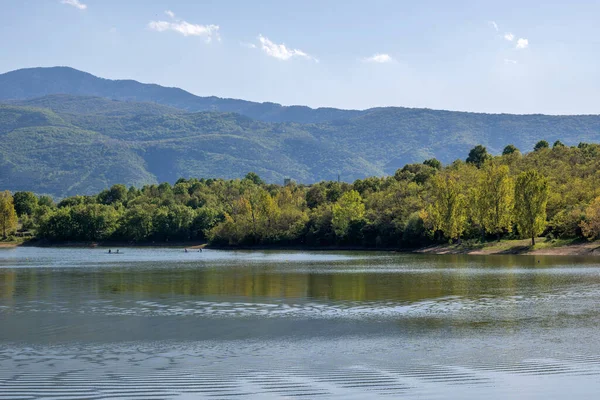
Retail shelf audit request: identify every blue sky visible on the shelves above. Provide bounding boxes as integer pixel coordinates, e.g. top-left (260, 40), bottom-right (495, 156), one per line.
top-left (1, 0), bottom-right (599, 114)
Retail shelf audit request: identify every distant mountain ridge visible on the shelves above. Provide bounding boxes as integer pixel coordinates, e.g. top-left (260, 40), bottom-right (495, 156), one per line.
top-left (2, 67), bottom-right (600, 198)
top-left (0, 67), bottom-right (363, 123)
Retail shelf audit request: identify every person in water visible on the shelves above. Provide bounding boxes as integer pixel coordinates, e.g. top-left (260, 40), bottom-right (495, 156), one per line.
top-left (185, 248), bottom-right (188, 253)
top-left (108, 249), bottom-right (111, 254)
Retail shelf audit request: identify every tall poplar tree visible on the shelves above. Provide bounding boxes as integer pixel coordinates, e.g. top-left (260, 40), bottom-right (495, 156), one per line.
top-left (514, 170), bottom-right (548, 246)
top-left (428, 172), bottom-right (467, 241)
top-left (476, 163), bottom-right (514, 240)
top-left (0, 191), bottom-right (18, 239)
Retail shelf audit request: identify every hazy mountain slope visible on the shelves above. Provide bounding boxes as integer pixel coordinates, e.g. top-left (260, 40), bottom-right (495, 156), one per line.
top-left (0, 125), bottom-right (154, 196)
top-left (307, 108), bottom-right (600, 172)
top-left (0, 102), bottom-right (379, 197)
top-left (3, 67), bottom-right (600, 197)
top-left (0, 104), bottom-right (68, 134)
top-left (8, 94), bottom-right (184, 116)
top-left (0, 67), bottom-right (363, 123)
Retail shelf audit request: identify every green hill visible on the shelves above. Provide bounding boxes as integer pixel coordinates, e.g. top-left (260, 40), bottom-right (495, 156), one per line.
top-left (0, 100), bottom-right (379, 197)
top-left (2, 68), bottom-right (600, 198)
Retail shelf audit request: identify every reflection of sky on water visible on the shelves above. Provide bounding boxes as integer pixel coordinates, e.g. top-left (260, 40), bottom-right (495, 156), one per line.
top-left (3, 248), bottom-right (600, 398)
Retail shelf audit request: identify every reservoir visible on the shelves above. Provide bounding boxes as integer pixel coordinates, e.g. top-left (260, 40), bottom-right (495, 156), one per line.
top-left (1, 247), bottom-right (600, 399)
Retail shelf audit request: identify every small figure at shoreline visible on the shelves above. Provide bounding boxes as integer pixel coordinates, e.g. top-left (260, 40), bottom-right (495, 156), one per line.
top-left (108, 249), bottom-right (111, 254)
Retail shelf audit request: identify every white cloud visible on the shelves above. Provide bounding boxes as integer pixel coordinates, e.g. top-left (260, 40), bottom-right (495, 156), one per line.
top-left (60, 0), bottom-right (87, 10)
top-left (488, 21), bottom-right (499, 31)
top-left (363, 53), bottom-right (394, 63)
top-left (504, 32), bottom-right (514, 41)
top-left (516, 38), bottom-right (529, 49)
top-left (148, 12), bottom-right (220, 42)
top-left (257, 35), bottom-right (317, 61)
top-left (240, 42), bottom-right (257, 49)
top-left (504, 59), bottom-right (518, 64)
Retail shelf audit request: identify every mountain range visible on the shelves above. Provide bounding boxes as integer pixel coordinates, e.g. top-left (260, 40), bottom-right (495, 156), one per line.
top-left (1, 66), bottom-right (600, 197)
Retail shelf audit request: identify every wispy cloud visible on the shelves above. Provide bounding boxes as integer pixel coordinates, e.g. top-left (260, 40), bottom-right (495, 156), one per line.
top-left (257, 35), bottom-right (317, 61)
top-left (362, 53), bottom-right (394, 63)
top-left (488, 21), bottom-right (499, 31)
top-left (148, 11), bottom-right (220, 42)
top-left (504, 32), bottom-right (514, 41)
top-left (504, 59), bottom-right (518, 65)
top-left (60, 0), bottom-right (87, 10)
top-left (516, 38), bottom-right (529, 49)
top-left (240, 42), bottom-right (257, 49)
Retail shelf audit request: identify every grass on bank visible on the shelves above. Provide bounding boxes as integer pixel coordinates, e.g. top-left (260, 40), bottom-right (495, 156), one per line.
top-left (417, 237), bottom-right (591, 255)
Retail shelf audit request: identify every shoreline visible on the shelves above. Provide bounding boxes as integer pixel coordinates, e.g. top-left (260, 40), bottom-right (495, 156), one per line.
top-left (11, 240), bottom-right (208, 249)
top-left (4, 238), bottom-right (600, 256)
top-left (415, 238), bottom-right (600, 256)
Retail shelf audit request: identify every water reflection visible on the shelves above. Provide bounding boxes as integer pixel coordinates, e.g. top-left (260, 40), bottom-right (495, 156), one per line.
top-left (1, 254), bottom-right (598, 304)
top-left (3, 248), bottom-right (600, 399)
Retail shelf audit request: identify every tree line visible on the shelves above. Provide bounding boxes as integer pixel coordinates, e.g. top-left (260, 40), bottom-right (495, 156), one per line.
top-left (2, 140), bottom-right (600, 248)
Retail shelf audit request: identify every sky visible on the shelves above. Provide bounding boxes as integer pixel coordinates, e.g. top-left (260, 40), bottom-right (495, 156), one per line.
top-left (1, 0), bottom-right (600, 114)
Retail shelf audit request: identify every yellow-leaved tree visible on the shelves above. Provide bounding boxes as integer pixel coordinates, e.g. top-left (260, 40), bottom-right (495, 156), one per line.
top-left (473, 162), bottom-right (514, 241)
top-left (0, 191), bottom-right (18, 239)
top-left (580, 196), bottom-right (600, 240)
top-left (427, 171), bottom-right (468, 242)
top-left (514, 170), bottom-right (548, 246)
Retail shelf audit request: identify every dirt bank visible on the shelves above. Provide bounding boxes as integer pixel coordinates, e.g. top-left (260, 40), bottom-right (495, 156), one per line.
top-left (416, 238), bottom-right (600, 256)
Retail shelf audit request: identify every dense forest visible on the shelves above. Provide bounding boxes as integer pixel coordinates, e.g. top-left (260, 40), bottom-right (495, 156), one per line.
top-left (2, 141), bottom-right (600, 248)
top-left (4, 68), bottom-right (600, 198)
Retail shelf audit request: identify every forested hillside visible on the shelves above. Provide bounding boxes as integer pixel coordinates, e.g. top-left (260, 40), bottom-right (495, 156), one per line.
top-left (0, 98), bottom-right (377, 196)
top-left (3, 143), bottom-right (600, 249)
top-left (3, 92), bottom-right (600, 197)
top-left (2, 67), bottom-right (600, 198)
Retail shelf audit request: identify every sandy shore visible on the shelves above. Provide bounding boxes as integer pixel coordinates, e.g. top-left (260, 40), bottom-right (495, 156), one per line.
top-left (416, 238), bottom-right (600, 256)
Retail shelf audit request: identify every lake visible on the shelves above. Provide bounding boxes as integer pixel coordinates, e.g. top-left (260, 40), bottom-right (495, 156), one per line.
top-left (2, 247), bottom-right (600, 399)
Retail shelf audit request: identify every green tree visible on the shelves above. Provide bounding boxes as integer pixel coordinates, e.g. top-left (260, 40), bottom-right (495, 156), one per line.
top-left (502, 144), bottom-right (520, 155)
top-left (426, 172), bottom-right (468, 241)
top-left (12, 191), bottom-right (38, 216)
top-left (395, 164), bottom-right (436, 184)
top-left (115, 205), bottom-right (155, 242)
top-left (332, 190), bottom-right (365, 237)
top-left (98, 184), bottom-right (128, 205)
top-left (553, 140), bottom-right (566, 148)
top-left (70, 204), bottom-right (120, 241)
top-left (306, 185), bottom-right (327, 209)
top-left (243, 172), bottom-right (264, 185)
top-left (514, 170), bottom-right (549, 245)
top-left (475, 163), bottom-right (514, 240)
top-left (37, 207), bottom-right (73, 241)
top-left (534, 140), bottom-right (549, 151)
top-left (466, 145), bottom-right (491, 168)
top-left (38, 195), bottom-right (55, 208)
top-left (423, 158), bottom-right (442, 170)
top-left (580, 197), bottom-right (600, 240)
top-left (0, 191), bottom-right (18, 239)
top-left (191, 207), bottom-right (222, 240)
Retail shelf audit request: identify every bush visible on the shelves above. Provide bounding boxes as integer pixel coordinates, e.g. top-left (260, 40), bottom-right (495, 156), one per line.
top-left (548, 207), bottom-right (585, 239)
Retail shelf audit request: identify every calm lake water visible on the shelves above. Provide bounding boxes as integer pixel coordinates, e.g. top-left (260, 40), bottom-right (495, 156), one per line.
top-left (2, 248), bottom-right (600, 399)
